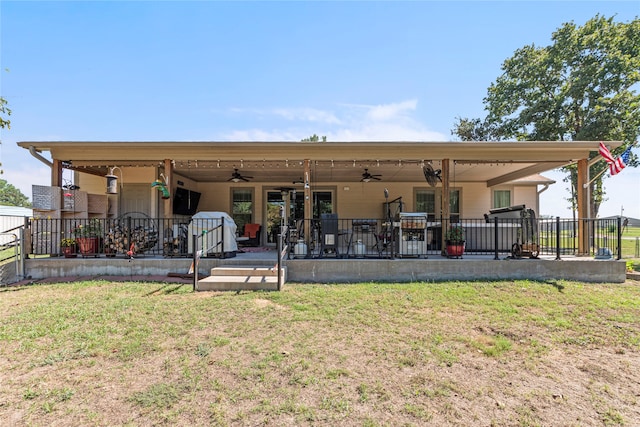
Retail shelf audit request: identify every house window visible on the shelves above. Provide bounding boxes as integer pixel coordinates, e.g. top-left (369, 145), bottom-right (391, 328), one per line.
top-left (313, 191), bottom-right (334, 218)
top-left (450, 189), bottom-right (460, 222)
top-left (415, 189), bottom-right (436, 220)
top-left (493, 190), bottom-right (511, 209)
top-left (415, 188), bottom-right (460, 221)
top-left (231, 189), bottom-right (253, 235)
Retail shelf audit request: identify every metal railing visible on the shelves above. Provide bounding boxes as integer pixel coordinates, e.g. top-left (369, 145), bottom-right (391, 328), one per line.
top-left (282, 216), bottom-right (623, 260)
top-left (0, 226), bottom-right (26, 285)
top-left (25, 216), bottom-right (623, 260)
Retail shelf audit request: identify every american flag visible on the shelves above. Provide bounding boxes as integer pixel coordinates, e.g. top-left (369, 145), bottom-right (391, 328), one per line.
top-left (599, 142), bottom-right (632, 176)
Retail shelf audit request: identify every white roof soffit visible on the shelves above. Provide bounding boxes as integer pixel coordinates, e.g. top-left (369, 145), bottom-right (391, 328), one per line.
top-left (17, 140), bottom-right (622, 184)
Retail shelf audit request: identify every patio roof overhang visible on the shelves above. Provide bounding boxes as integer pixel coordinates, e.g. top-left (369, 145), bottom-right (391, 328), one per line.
top-left (18, 140), bottom-right (622, 186)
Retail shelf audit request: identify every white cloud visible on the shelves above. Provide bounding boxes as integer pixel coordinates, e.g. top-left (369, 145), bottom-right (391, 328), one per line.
top-left (225, 99), bottom-right (446, 142)
top-left (222, 129), bottom-right (301, 141)
top-left (271, 108), bottom-right (341, 124)
top-left (229, 107), bottom-right (341, 124)
top-left (329, 122), bottom-right (445, 142)
top-left (366, 99), bottom-right (418, 121)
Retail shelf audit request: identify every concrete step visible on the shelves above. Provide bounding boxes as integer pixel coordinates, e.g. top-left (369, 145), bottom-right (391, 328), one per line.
top-left (197, 266), bottom-right (286, 291)
top-left (209, 266), bottom-right (283, 277)
top-left (197, 274), bottom-right (282, 291)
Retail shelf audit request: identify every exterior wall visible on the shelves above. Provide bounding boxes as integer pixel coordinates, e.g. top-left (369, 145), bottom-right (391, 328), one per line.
top-left (460, 182), bottom-right (489, 219)
top-left (77, 169), bottom-right (543, 220)
top-left (79, 167), bottom-right (158, 217)
top-left (513, 186), bottom-right (539, 215)
top-left (79, 167), bottom-right (157, 194)
top-left (337, 183), bottom-right (408, 219)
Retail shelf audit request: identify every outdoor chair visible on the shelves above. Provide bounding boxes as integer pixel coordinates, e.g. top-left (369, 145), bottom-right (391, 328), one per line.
top-left (241, 223), bottom-right (261, 246)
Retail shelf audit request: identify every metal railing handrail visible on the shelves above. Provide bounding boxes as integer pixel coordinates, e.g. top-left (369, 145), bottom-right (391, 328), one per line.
top-left (191, 220), bottom-right (225, 291)
top-left (0, 231), bottom-right (23, 286)
top-left (24, 215), bottom-right (625, 260)
top-left (276, 225), bottom-right (289, 291)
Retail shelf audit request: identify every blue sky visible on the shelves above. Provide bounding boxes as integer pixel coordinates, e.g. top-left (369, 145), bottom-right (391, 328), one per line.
top-left (1, 1), bottom-right (638, 218)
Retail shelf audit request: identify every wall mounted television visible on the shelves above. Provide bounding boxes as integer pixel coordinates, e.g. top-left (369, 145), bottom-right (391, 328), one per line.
top-left (173, 187), bottom-right (201, 216)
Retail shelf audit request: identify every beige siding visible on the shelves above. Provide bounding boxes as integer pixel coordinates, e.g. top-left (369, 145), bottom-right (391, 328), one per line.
top-left (461, 182), bottom-right (491, 219)
top-left (76, 168), bottom-right (541, 219)
top-left (513, 186), bottom-right (540, 214)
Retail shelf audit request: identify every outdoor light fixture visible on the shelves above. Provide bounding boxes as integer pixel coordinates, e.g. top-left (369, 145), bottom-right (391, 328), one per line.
top-left (106, 166), bottom-right (123, 194)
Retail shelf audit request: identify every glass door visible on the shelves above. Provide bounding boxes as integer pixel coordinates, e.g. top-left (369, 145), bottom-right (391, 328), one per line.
top-left (264, 189), bottom-right (334, 245)
top-left (265, 191), bottom-right (286, 245)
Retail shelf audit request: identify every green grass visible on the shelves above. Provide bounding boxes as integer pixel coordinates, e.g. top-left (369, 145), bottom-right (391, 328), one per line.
top-left (1, 280), bottom-right (639, 426)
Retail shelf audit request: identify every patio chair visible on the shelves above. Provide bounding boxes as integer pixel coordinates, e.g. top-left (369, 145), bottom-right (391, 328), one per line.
top-left (241, 223), bottom-right (261, 246)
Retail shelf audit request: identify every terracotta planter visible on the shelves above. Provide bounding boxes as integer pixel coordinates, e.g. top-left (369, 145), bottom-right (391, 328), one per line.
top-left (445, 241), bottom-right (465, 258)
top-left (77, 237), bottom-right (100, 257)
top-left (62, 246), bottom-right (77, 258)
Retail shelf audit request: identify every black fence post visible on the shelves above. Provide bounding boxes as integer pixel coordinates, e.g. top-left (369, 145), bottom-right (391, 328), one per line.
top-left (221, 220), bottom-right (224, 258)
top-left (192, 231), bottom-right (198, 292)
top-left (127, 216), bottom-right (132, 255)
top-left (493, 217), bottom-right (499, 260)
top-left (555, 217), bottom-right (561, 260)
top-left (277, 232), bottom-right (282, 291)
top-left (617, 216), bottom-right (622, 260)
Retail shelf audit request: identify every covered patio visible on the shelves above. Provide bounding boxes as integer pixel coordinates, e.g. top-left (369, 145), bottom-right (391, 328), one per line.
top-left (16, 140), bottom-right (627, 285)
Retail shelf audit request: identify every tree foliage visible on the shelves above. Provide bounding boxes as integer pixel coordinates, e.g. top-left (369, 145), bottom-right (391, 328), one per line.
top-left (301, 134), bottom-right (327, 142)
top-left (0, 97), bottom-right (10, 130)
top-left (452, 15), bottom-right (640, 217)
top-left (451, 117), bottom-right (501, 141)
top-left (0, 179), bottom-right (31, 207)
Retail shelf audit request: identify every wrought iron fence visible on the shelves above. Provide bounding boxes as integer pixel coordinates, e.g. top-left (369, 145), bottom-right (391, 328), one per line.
top-left (26, 215), bottom-right (623, 260)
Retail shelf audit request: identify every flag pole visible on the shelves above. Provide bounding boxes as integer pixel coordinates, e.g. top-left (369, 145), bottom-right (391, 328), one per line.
top-left (583, 166), bottom-right (608, 188)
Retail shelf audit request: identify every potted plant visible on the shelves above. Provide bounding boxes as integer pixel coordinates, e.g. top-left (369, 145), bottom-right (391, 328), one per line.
top-left (60, 237), bottom-right (77, 258)
top-left (445, 224), bottom-right (465, 258)
top-left (74, 219), bottom-right (103, 257)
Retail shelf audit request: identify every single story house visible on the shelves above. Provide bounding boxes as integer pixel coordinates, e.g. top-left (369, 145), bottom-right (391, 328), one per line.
top-left (19, 140), bottom-right (619, 253)
top-left (10, 140), bottom-right (628, 285)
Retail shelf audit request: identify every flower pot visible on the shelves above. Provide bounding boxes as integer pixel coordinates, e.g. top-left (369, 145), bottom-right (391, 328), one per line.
top-left (77, 237), bottom-right (100, 257)
top-left (446, 241), bottom-right (465, 258)
top-left (62, 246), bottom-right (77, 258)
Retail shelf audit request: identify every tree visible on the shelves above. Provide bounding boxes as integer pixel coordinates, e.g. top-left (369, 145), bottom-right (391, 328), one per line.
top-left (452, 15), bottom-right (640, 217)
top-left (301, 134), bottom-right (327, 142)
top-left (0, 179), bottom-right (31, 207)
top-left (1, 95), bottom-right (10, 175)
top-left (0, 96), bottom-right (10, 130)
top-left (450, 117), bottom-right (501, 141)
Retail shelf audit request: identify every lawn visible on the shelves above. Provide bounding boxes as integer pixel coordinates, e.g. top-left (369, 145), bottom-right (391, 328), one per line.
top-left (1, 279), bottom-right (639, 426)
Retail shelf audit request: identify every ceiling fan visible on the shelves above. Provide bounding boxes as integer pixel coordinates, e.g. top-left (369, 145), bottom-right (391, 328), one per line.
top-left (228, 168), bottom-right (253, 182)
top-left (361, 168), bottom-right (382, 182)
top-left (422, 164), bottom-right (442, 187)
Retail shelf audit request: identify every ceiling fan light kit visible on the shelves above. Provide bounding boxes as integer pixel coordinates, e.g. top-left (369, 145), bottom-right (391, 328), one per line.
top-left (228, 168), bottom-right (253, 182)
top-left (361, 168), bottom-right (382, 182)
